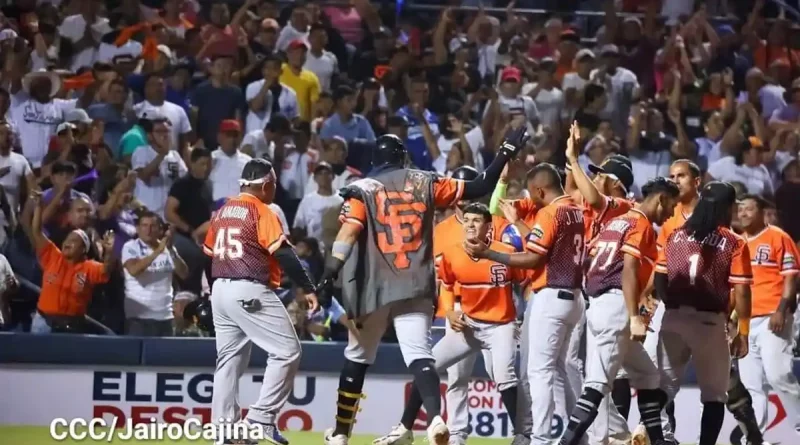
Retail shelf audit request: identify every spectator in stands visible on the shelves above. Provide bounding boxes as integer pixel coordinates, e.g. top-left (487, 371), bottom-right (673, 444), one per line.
top-left (245, 55), bottom-right (299, 134)
top-left (397, 78), bottom-right (440, 171)
top-left (122, 212), bottom-right (188, 336)
top-left (21, 160), bottom-right (88, 239)
top-left (191, 55), bottom-right (246, 149)
top-left (27, 190), bottom-right (114, 334)
top-left (292, 161), bottom-right (343, 245)
top-left (87, 78), bottom-right (134, 157)
top-left (707, 136), bottom-right (774, 197)
top-left (241, 113), bottom-right (293, 160)
top-left (320, 85), bottom-right (376, 145)
top-left (304, 22), bottom-right (339, 93)
top-left (276, 2), bottom-right (310, 52)
top-left (0, 253), bottom-right (17, 330)
top-left (119, 113), bottom-right (149, 162)
top-left (280, 39), bottom-right (321, 122)
top-left (165, 148), bottom-right (212, 294)
top-left (305, 136), bottom-right (359, 195)
top-left (0, 121), bottom-right (35, 238)
top-left (131, 113), bottom-right (187, 217)
top-left (133, 73), bottom-right (192, 155)
top-left (210, 120), bottom-right (251, 203)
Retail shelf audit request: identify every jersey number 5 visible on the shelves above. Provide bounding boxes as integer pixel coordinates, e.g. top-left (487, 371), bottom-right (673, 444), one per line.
top-left (213, 228), bottom-right (244, 260)
top-left (375, 191), bottom-right (427, 269)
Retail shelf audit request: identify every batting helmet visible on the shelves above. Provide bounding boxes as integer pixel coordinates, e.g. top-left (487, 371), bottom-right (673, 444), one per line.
top-left (372, 134), bottom-right (407, 168)
top-left (184, 298), bottom-right (215, 334)
top-left (451, 166), bottom-right (479, 181)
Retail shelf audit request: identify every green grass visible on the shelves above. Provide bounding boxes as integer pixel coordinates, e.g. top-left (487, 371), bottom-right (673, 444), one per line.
top-left (0, 426), bottom-right (507, 444)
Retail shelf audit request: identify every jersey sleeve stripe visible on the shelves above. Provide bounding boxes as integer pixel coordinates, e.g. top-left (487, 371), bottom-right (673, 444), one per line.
top-left (729, 276), bottom-right (753, 284)
top-left (266, 235), bottom-right (287, 255)
top-left (780, 268), bottom-right (799, 276)
top-left (620, 244), bottom-right (642, 259)
top-left (526, 240), bottom-right (549, 255)
top-left (654, 264), bottom-right (667, 273)
top-left (441, 282), bottom-right (455, 291)
top-left (202, 245), bottom-right (213, 256)
top-left (341, 217), bottom-right (365, 228)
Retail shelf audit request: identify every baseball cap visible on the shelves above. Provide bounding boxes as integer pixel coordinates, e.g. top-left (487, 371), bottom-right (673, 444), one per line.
top-left (314, 161), bottom-right (333, 175)
top-left (575, 48), bottom-right (596, 61)
top-left (261, 18), bottom-right (279, 31)
top-left (539, 57), bottom-right (557, 71)
top-left (287, 39), bottom-right (308, 51)
top-left (700, 181), bottom-right (737, 205)
top-left (219, 119), bottom-right (242, 133)
top-left (501, 66), bottom-right (522, 83)
top-left (56, 122), bottom-right (77, 134)
top-left (240, 158), bottom-right (275, 185)
top-left (588, 158), bottom-right (634, 193)
top-left (716, 24), bottom-right (735, 37)
top-left (606, 154), bottom-right (632, 169)
top-left (65, 109), bottom-right (92, 124)
top-left (600, 44), bottom-right (620, 57)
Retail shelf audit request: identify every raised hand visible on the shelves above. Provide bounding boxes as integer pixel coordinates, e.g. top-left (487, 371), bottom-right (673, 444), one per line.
top-left (565, 120), bottom-right (580, 163)
top-left (499, 126), bottom-right (530, 159)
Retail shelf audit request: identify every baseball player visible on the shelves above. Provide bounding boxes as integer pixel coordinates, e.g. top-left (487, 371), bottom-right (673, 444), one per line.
top-left (427, 166), bottom-right (523, 445)
top-left (489, 165), bottom-right (583, 445)
top-left (465, 163), bottom-right (585, 445)
top-left (203, 159), bottom-right (319, 445)
top-left (564, 125), bottom-right (637, 443)
top-left (737, 195), bottom-right (800, 437)
top-left (557, 177), bottom-right (679, 445)
top-left (320, 129), bottom-right (528, 445)
top-left (375, 202), bottom-right (526, 445)
top-left (653, 181), bottom-right (753, 445)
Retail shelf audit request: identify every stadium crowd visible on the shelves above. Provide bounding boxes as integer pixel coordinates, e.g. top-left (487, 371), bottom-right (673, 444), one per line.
top-left (0, 0), bottom-right (797, 348)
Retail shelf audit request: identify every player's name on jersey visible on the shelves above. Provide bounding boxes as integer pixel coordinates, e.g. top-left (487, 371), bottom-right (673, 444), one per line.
top-left (218, 206), bottom-right (249, 220)
top-left (672, 231), bottom-right (729, 249)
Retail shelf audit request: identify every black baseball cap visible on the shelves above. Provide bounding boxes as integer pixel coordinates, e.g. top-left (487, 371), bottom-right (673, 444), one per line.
top-left (588, 158), bottom-right (634, 193)
top-left (606, 154), bottom-right (632, 169)
top-left (314, 161), bottom-right (333, 175)
top-left (700, 181), bottom-right (737, 205)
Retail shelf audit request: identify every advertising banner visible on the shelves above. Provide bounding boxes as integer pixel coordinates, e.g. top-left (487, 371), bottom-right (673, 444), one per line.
top-left (0, 367), bottom-right (797, 444)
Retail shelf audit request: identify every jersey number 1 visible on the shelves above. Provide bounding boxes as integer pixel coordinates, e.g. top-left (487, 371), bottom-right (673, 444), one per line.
top-left (688, 253), bottom-right (700, 285)
top-left (214, 228), bottom-right (244, 260)
top-left (375, 191), bottom-right (427, 269)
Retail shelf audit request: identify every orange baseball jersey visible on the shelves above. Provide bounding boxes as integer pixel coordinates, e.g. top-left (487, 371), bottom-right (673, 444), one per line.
top-left (37, 239), bottom-right (109, 317)
top-left (438, 240), bottom-right (529, 323)
top-left (655, 226), bottom-right (752, 313)
top-left (657, 201), bottom-right (692, 249)
top-left (585, 209), bottom-right (657, 297)
top-left (203, 193), bottom-right (286, 288)
top-left (582, 195), bottom-right (635, 243)
top-left (433, 213), bottom-right (516, 317)
top-left (745, 225), bottom-right (800, 317)
top-left (527, 195), bottom-right (585, 292)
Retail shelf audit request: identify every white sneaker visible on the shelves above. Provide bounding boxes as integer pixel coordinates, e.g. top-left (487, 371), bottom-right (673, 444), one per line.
top-left (631, 424), bottom-right (650, 445)
top-left (426, 416), bottom-right (450, 445)
top-left (373, 424), bottom-right (414, 445)
top-left (324, 428), bottom-right (349, 445)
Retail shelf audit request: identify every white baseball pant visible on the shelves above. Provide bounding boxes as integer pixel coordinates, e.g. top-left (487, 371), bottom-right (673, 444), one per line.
top-left (583, 290), bottom-right (661, 444)
top-left (210, 279), bottom-right (301, 425)
top-left (738, 313), bottom-right (800, 432)
top-left (643, 300), bottom-right (675, 441)
top-left (344, 297), bottom-right (434, 366)
top-left (519, 287), bottom-right (585, 445)
top-left (657, 307), bottom-right (731, 404)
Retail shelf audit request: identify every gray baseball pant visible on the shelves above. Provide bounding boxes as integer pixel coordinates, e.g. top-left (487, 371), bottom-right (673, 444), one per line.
top-left (210, 279), bottom-right (301, 425)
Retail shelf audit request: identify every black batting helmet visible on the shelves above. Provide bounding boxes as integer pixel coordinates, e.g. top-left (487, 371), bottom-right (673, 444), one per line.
top-left (372, 134), bottom-right (407, 168)
top-left (240, 158), bottom-right (274, 184)
top-left (452, 166), bottom-right (479, 181)
top-left (184, 298), bottom-right (215, 334)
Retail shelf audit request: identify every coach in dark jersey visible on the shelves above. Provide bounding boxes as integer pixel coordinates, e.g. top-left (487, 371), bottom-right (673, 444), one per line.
top-left (653, 181), bottom-right (753, 445)
top-left (203, 159), bottom-right (318, 445)
top-left (320, 128), bottom-right (529, 445)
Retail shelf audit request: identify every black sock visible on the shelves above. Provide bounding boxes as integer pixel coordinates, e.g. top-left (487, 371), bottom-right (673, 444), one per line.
top-left (727, 375), bottom-right (764, 445)
top-left (637, 389), bottom-right (667, 442)
top-left (558, 387), bottom-right (604, 445)
top-left (500, 387), bottom-right (519, 431)
top-left (333, 360), bottom-right (369, 437)
top-left (611, 378), bottom-right (632, 420)
top-left (400, 382), bottom-right (425, 430)
top-left (409, 359), bottom-right (441, 425)
top-left (699, 401), bottom-right (725, 445)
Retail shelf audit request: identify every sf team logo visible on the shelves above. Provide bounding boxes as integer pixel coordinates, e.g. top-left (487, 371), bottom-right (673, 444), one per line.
top-left (490, 264), bottom-right (509, 287)
top-left (754, 244), bottom-right (771, 265)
